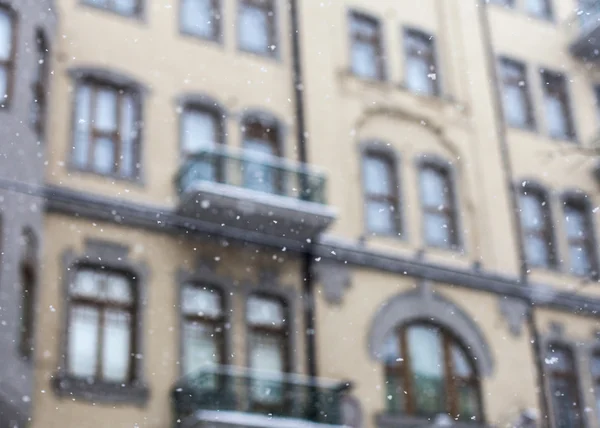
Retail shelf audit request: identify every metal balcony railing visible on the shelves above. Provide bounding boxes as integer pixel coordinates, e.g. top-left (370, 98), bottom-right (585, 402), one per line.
top-left (172, 366), bottom-right (349, 426)
top-left (175, 146), bottom-right (328, 205)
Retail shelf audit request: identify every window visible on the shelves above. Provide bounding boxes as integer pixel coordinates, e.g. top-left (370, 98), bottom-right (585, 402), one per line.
top-left (419, 163), bottom-right (458, 248)
top-left (383, 324), bottom-right (481, 421)
top-left (181, 106), bottom-right (223, 156)
top-left (180, 0), bottom-right (221, 41)
top-left (242, 116), bottom-right (280, 194)
top-left (0, 6), bottom-right (15, 107)
top-left (32, 31), bottom-right (49, 138)
top-left (563, 197), bottom-right (597, 277)
top-left (181, 284), bottom-right (225, 377)
top-left (546, 344), bottom-right (583, 428)
top-left (349, 12), bottom-right (384, 80)
top-left (541, 70), bottom-right (575, 140)
top-left (519, 187), bottom-right (556, 268)
top-left (591, 352), bottom-right (600, 419)
top-left (499, 58), bottom-right (535, 129)
top-left (72, 80), bottom-right (141, 179)
top-left (404, 29), bottom-right (438, 96)
top-left (247, 295), bottom-right (288, 408)
top-left (66, 269), bottom-right (136, 384)
top-left (362, 152), bottom-right (400, 236)
top-left (526, 0), bottom-right (553, 19)
top-left (83, 0), bottom-right (141, 17)
top-left (238, 0), bottom-right (276, 57)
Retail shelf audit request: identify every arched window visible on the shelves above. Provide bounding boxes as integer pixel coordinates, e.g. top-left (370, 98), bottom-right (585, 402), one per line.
top-left (546, 344), bottom-right (583, 428)
top-left (241, 115), bottom-right (281, 194)
top-left (382, 323), bottom-right (482, 421)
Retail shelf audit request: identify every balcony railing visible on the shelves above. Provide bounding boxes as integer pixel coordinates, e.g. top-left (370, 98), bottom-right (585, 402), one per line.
top-left (175, 146), bottom-right (328, 205)
top-left (568, 2), bottom-right (600, 60)
top-left (172, 366), bottom-right (349, 426)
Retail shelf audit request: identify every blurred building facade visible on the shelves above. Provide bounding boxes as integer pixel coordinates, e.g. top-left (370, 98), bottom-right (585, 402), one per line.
top-left (2, 0), bottom-right (600, 427)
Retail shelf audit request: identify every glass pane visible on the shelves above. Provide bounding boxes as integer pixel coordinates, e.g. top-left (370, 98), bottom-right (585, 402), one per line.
top-left (114, 0), bottom-right (138, 15)
top-left (366, 201), bottom-right (396, 234)
top-left (351, 16), bottom-right (377, 38)
top-left (592, 356), bottom-right (600, 377)
top-left (550, 377), bottom-right (582, 428)
top-left (385, 373), bottom-right (404, 413)
top-left (182, 109), bottom-right (217, 154)
top-left (407, 326), bottom-right (445, 415)
top-left (547, 347), bottom-right (573, 372)
top-left (424, 212), bottom-right (452, 247)
top-left (363, 156), bottom-right (393, 195)
top-left (0, 65), bottom-right (7, 104)
top-left (102, 309), bottom-right (131, 383)
top-left (68, 305), bottom-right (99, 378)
top-left (381, 332), bottom-right (401, 365)
top-left (546, 94), bottom-right (568, 138)
top-left (181, 0), bottom-right (216, 38)
top-left (504, 85), bottom-right (529, 127)
top-left (564, 205), bottom-right (586, 239)
top-left (93, 137), bottom-right (116, 174)
top-left (457, 384), bottom-right (480, 421)
top-left (0, 10), bottom-right (13, 61)
top-left (406, 57), bottom-right (433, 95)
top-left (352, 40), bottom-right (378, 79)
top-left (183, 321), bottom-right (219, 376)
top-left (243, 138), bottom-right (277, 193)
top-left (526, 0), bottom-right (551, 18)
top-left (420, 168), bottom-right (447, 208)
top-left (451, 344), bottom-right (473, 378)
top-left (569, 245), bottom-right (591, 277)
top-left (249, 332), bottom-right (284, 404)
top-left (94, 89), bottom-right (118, 132)
top-left (524, 235), bottom-right (550, 267)
top-left (73, 86), bottom-right (92, 167)
top-left (119, 95), bottom-right (136, 178)
top-left (520, 193), bottom-right (545, 231)
top-left (106, 274), bottom-right (133, 304)
top-left (182, 286), bottom-right (222, 318)
top-left (70, 269), bottom-right (101, 299)
top-left (247, 296), bottom-right (285, 326)
top-left (239, 3), bottom-right (269, 53)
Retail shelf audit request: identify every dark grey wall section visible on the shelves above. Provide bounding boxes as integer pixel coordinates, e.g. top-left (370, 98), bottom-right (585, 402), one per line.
top-left (0, 1), bottom-right (55, 427)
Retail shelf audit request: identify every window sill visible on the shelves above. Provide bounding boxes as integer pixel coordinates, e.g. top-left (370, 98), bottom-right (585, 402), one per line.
top-left (180, 28), bottom-right (223, 46)
top-left (376, 412), bottom-right (487, 428)
top-left (52, 373), bottom-right (149, 406)
top-left (68, 164), bottom-right (143, 187)
top-left (238, 46), bottom-right (280, 62)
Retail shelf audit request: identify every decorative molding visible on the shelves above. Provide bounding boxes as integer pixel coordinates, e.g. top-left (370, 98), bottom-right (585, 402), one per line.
top-left (311, 260), bottom-right (351, 305)
top-left (498, 296), bottom-right (528, 336)
top-left (43, 185), bottom-right (600, 317)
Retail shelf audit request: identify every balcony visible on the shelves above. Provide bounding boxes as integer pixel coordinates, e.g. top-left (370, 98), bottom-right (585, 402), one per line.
top-left (175, 146), bottom-right (336, 242)
top-left (568, 2), bottom-right (600, 60)
top-left (172, 366), bottom-right (350, 428)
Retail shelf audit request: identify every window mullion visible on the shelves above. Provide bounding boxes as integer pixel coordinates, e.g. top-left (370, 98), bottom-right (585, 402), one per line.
top-left (400, 328), bottom-right (414, 414)
top-left (442, 333), bottom-right (457, 417)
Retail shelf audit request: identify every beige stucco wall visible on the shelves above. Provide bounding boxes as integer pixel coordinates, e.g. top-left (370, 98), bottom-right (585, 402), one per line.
top-left (33, 214), bottom-right (306, 428)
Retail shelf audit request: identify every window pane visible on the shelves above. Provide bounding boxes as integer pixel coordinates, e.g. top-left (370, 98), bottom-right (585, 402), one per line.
top-left (93, 137), bottom-right (116, 174)
top-left (352, 40), bottom-right (378, 79)
top-left (424, 212), bottom-right (452, 247)
top-left (406, 57), bottom-right (433, 95)
top-left (420, 167), bottom-right (447, 207)
top-left (550, 377), bottom-right (582, 428)
top-left (239, 2), bottom-right (269, 53)
top-left (73, 86), bottom-right (92, 167)
top-left (95, 89), bottom-right (118, 132)
top-left (504, 84), bottom-right (529, 127)
top-left (457, 384), bottom-right (480, 421)
top-left (527, 0), bottom-right (551, 18)
top-left (381, 332), bottom-right (401, 365)
top-left (0, 10), bottom-right (13, 61)
top-left (249, 332), bottom-right (284, 404)
top-left (546, 94), bottom-right (568, 138)
top-left (247, 296), bottom-right (285, 326)
top-left (102, 309), bottom-right (131, 382)
top-left (407, 326), bottom-right (445, 415)
top-left (524, 234), bottom-right (550, 267)
top-left (182, 109), bottom-right (218, 154)
top-left (181, 0), bottom-right (216, 38)
top-left (183, 322), bottom-right (220, 375)
top-left (114, 0), bottom-right (138, 16)
top-left (385, 373), bottom-right (405, 413)
top-left (592, 355), bottom-right (600, 377)
top-left (351, 16), bottom-right (377, 38)
top-left (106, 273), bottom-right (133, 304)
top-left (0, 65), bottom-right (7, 104)
top-left (569, 244), bottom-right (591, 277)
top-left (120, 95), bottom-right (137, 178)
top-left (564, 205), bottom-right (586, 239)
top-left (70, 269), bottom-right (101, 299)
top-left (451, 344), bottom-right (473, 378)
top-left (520, 193), bottom-right (545, 231)
top-left (243, 138), bottom-right (277, 193)
top-left (363, 156), bottom-right (393, 196)
top-left (182, 286), bottom-right (222, 318)
top-left (547, 347), bottom-right (574, 372)
top-left (68, 305), bottom-right (99, 378)
top-left (366, 201), bottom-right (396, 234)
